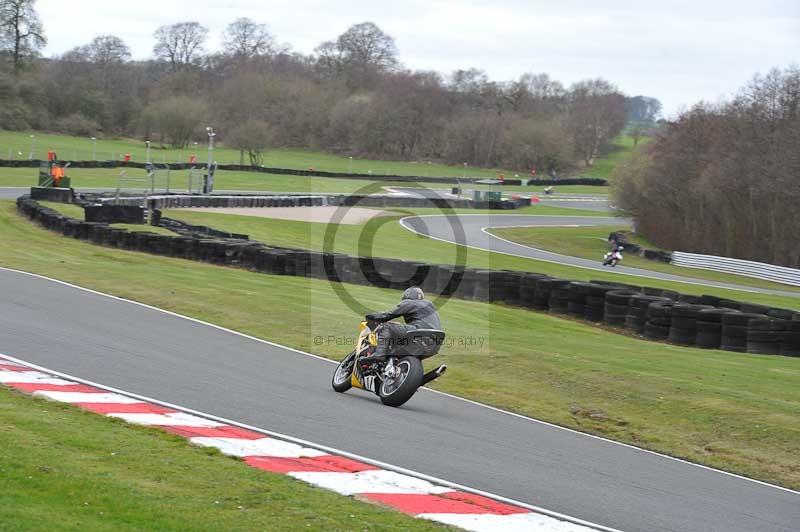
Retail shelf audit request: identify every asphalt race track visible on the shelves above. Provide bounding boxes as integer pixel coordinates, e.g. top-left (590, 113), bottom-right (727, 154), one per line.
top-left (0, 187), bottom-right (38, 199)
top-left (4, 186), bottom-right (799, 530)
top-left (388, 187), bottom-right (611, 212)
top-left (401, 215), bottom-right (800, 298)
top-left (1, 268), bottom-right (798, 532)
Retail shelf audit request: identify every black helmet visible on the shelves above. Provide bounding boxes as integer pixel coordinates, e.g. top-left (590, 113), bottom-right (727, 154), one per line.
top-left (402, 286), bottom-right (424, 300)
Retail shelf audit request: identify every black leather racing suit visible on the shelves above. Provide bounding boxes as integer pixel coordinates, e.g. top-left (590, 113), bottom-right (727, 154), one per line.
top-left (366, 299), bottom-right (441, 358)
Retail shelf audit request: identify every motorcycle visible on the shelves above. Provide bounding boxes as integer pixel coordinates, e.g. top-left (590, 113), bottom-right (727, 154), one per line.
top-left (331, 321), bottom-right (447, 407)
top-left (603, 248), bottom-right (623, 267)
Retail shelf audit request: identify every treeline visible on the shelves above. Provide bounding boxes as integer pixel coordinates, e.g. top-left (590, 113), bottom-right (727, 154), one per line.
top-left (613, 67), bottom-right (800, 268)
top-left (0, 1), bottom-right (660, 173)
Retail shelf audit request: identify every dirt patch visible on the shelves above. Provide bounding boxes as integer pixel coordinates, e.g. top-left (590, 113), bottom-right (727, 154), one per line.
top-left (176, 206), bottom-right (394, 225)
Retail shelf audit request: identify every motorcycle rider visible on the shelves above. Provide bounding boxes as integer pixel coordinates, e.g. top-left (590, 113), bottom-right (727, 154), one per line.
top-left (603, 245), bottom-right (623, 266)
top-left (365, 286), bottom-right (441, 361)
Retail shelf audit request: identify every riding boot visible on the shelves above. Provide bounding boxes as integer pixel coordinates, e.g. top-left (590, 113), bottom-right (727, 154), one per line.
top-left (369, 344), bottom-right (389, 362)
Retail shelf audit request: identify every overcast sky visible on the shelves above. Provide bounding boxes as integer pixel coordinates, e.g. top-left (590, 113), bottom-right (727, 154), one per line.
top-left (37, 0), bottom-right (799, 116)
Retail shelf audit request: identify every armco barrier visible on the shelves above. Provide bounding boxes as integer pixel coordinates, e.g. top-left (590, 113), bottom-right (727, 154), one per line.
top-left (0, 158), bottom-right (607, 186)
top-left (16, 195), bottom-right (800, 357)
top-left (671, 251), bottom-right (800, 287)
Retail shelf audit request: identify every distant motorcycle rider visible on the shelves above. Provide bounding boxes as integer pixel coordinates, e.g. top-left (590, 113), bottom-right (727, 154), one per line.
top-left (365, 287), bottom-right (441, 360)
top-left (603, 245), bottom-right (624, 266)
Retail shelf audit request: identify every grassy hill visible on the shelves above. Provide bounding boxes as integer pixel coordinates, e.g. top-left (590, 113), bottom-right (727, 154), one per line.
top-left (0, 129), bottom-right (630, 184)
top-left (0, 130), bottom-right (513, 178)
top-left (582, 134), bottom-right (649, 181)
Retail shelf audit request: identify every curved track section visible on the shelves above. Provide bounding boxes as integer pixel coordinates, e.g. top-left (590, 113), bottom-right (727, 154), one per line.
top-left (1, 268), bottom-right (798, 532)
top-left (400, 215), bottom-right (800, 297)
top-left (386, 187), bottom-right (612, 212)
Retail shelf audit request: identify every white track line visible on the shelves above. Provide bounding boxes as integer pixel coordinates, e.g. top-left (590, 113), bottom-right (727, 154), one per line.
top-left (0, 349), bottom-right (620, 532)
top-left (397, 215), bottom-right (797, 296)
top-left (1, 265), bottom-right (798, 498)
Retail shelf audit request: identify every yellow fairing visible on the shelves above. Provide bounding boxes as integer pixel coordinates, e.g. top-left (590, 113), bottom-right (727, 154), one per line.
top-left (352, 322), bottom-right (373, 388)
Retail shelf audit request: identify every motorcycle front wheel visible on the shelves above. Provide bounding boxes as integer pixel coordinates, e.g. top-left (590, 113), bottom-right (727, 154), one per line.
top-left (332, 350), bottom-right (355, 392)
top-left (379, 356), bottom-right (423, 407)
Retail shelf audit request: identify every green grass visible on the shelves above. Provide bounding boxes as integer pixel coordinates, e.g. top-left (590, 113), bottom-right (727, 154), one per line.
top-left (1, 166), bottom-right (608, 196)
top-left (0, 130), bottom-right (617, 193)
top-left (0, 130), bottom-right (511, 177)
top-left (0, 386), bottom-right (446, 531)
top-left (489, 225), bottom-right (800, 294)
top-left (2, 201), bottom-right (799, 490)
top-left (39, 200), bottom-right (84, 219)
top-left (1, 166), bottom-right (444, 193)
top-left (109, 223), bottom-right (177, 235)
top-left (162, 208), bottom-right (800, 309)
top-left (583, 135), bottom-right (647, 180)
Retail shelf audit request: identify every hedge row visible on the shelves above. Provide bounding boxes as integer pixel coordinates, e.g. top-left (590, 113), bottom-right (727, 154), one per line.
top-left (17, 195), bottom-right (798, 357)
top-left (2, 158), bottom-right (607, 186)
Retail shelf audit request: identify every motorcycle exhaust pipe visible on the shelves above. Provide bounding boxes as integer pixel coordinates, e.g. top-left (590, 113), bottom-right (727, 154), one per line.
top-left (422, 364), bottom-right (447, 385)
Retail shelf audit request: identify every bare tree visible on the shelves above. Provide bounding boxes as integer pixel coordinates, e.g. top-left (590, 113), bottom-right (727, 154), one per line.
top-left (143, 96), bottom-right (207, 148)
top-left (449, 68), bottom-right (490, 94)
top-left (442, 110), bottom-right (505, 167)
top-left (82, 35), bottom-right (130, 65)
top-left (67, 35), bottom-right (130, 91)
top-left (0, 0), bottom-right (45, 73)
top-left (613, 67), bottom-right (800, 267)
top-left (222, 17), bottom-right (276, 60)
top-left (501, 118), bottom-right (572, 175)
top-left (448, 68), bottom-right (510, 116)
top-left (226, 119), bottom-right (274, 166)
top-left (626, 95), bottom-right (662, 123)
top-left (513, 72), bottom-right (565, 116)
top-left (153, 22), bottom-right (208, 71)
top-left (567, 78), bottom-right (627, 166)
top-left (315, 22), bottom-right (398, 88)
top-left (630, 123), bottom-right (644, 146)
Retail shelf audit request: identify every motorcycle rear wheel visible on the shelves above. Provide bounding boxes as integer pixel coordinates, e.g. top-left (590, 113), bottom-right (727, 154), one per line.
top-left (379, 356), bottom-right (423, 407)
top-left (332, 350), bottom-right (355, 392)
